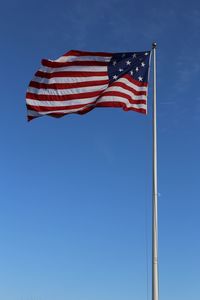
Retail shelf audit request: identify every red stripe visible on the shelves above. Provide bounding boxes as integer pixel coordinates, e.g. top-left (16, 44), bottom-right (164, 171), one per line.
top-left (48, 113), bottom-right (66, 118)
top-left (28, 113), bottom-right (65, 121)
top-left (26, 90), bottom-right (102, 101)
top-left (27, 103), bottom-right (90, 112)
top-left (41, 60), bottom-right (108, 68)
top-left (28, 116), bottom-right (35, 121)
top-left (62, 50), bottom-right (113, 57)
top-left (110, 81), bottom-right (147, 96)
top-left (27, 97), bottom-right (146, 112)
top-left (101, 91), bottom-right (147, 105)
top-left (27, 100), bottom-right (146, 117)
top-left (123, 74), bottom-right (148, 87)
top-left (95, 102), bottom-right (146, 114)
top-left (27, 93), bottom-right (146, 112)
top-left (29, 79), bottom-right (109, 90)
top-left (35, 70), bottom-right (107, 78)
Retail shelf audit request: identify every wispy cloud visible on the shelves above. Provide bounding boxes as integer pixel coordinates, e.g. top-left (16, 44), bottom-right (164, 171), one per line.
top-left (93, 135), bottom-right (115, 165)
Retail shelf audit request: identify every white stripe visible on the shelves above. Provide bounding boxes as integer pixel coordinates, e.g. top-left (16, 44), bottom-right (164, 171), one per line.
top-left (26, 97), bottom-right (98, 107)
top-left (40, 65), bottom-right (107, 73)
top-left (28, 109), bottom-right (42, 117)
top-left (97, 96), bottom-right (147, 109)
top-left (27, 84), bottom-right (108, 96)
top-left (116, 77), bottom-right (147, 92)
top-left (103, 86), bottom-right (147, 100)
top-left (32, 75), bottom-right (109, 84)
top-left (28, 104), bottom-right (95, 116)
top-left (55, 55), bottom-right (112, 63)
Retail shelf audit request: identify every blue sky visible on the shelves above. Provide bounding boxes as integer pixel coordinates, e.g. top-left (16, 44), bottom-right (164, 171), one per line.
top-left (1, 0), bottom-right (200, 299)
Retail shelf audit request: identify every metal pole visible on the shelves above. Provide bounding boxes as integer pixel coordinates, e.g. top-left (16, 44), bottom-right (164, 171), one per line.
top-left (152, 42), bottom-right (159, 300)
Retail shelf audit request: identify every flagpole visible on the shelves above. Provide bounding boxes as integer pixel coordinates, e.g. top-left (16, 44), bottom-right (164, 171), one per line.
top-left (152, 42), bottom-right (159, 300)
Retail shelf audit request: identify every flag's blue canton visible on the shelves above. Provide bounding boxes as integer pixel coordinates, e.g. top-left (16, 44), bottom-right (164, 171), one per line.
top-left (108, 51), bottom-right (151, 84)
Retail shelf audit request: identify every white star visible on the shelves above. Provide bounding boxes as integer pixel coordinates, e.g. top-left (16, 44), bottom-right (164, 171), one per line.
top-left (141, 62), bottom-right (145, 67)
top-left (119, 68), bottom-right (123, 72)
top-left (113, 61), bottom-right (117, 66)
top-left (132, 53), bottom-right (137, 58)
top-left (113, 75), bottom-right (118, 80)
top-left (135, 67), bottom-right (139, 72)
top-left (138, 76), bottom-right (143, 81)
top-left (145, 52), bottom-right (149, 56)
top-left (130, 70), bottom-right (133, 75)
top-left (126, 60), bottom-right (131, 65)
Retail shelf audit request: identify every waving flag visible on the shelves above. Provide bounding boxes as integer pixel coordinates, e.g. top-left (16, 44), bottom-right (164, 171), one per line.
top-left (26, 50), bottom-right (151, 121)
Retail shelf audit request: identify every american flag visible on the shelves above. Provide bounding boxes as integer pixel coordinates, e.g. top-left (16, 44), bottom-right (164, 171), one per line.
top-left (26, 50), bottom-right (151, 121)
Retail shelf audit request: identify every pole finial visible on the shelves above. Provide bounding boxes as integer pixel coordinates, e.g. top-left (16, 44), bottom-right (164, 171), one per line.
top-left (152, 42), bottom-right (157, 49)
